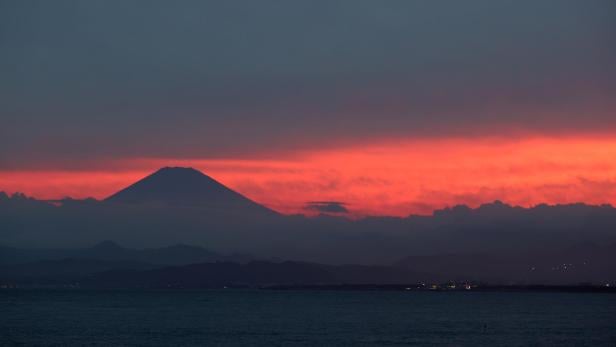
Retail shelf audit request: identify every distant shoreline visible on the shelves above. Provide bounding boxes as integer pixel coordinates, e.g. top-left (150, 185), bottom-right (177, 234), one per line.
top-left (263, 284), bottom-right (616, 293)
top-left (2, 284), bottom-right (615, 293)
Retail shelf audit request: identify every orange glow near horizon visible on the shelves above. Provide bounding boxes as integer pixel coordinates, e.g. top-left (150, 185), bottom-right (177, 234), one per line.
top-left (2, 136), bottom-right (616, 217)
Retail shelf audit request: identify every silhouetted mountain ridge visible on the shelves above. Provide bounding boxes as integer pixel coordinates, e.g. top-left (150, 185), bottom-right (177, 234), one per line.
top-left (394, 242), bottom-right (616, 284)
top-left (2, 168), bottom-right (616, 269)
top-left (75, 260), bottom-right (429, 288)
top-left (0, 241), bottom-right (251, 266)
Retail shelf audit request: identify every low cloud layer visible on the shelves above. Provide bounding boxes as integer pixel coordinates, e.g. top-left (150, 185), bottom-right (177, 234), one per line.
top-left (304, 201), bottom-right (349, 214)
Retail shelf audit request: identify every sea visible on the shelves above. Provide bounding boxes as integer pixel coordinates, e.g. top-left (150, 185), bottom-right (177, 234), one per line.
top-left (1, 289), bottom-right (615, 346)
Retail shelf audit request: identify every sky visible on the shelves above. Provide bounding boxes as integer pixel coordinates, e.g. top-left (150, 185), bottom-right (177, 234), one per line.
top-left (1, 1), bottom-right (615, 216)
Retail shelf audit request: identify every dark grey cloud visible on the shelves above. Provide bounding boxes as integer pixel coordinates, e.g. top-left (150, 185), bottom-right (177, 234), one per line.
top-left (1, 0), bottom-right (615, 168)
top-left (304, 201), bottom-right (349, 214)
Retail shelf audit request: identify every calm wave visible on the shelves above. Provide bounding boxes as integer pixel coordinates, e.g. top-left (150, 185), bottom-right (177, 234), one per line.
top-left (1, 290), bottom-right (615, 346)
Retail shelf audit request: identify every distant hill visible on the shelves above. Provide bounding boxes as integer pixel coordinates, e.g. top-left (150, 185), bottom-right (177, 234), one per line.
top-left (72, 261), bottom-right (429, 288)
top-left (0, 241), bottom-right (252, 266)
top-left (105, 167), bottom-right (277, 216)
top-left (2, 170), bottom-right (616, 273)
top-left (394, 243), bottom-right (616, 285)
top-left (0, 258), bottom-right (156, 282)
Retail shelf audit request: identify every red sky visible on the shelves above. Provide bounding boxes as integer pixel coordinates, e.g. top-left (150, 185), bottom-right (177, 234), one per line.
top-left (2, 135), bottom-right (616, 217)
top-left (2, 1), bottom-right (614, 217)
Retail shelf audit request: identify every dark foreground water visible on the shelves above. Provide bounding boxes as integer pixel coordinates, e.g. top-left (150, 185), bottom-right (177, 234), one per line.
top-left (1, 290), bottom-right (615, 346)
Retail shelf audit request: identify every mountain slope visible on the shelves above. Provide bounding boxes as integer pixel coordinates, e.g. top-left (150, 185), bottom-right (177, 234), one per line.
top-left (105, 167), bottom-right (276, 215)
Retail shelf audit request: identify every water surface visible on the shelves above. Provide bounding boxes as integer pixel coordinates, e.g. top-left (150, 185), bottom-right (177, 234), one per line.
top-left (1, 290), bottom-right (614, 346)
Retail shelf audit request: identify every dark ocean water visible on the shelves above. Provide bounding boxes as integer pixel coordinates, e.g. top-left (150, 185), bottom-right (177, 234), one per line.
top-left (1, 290), bottom-right (615, 346)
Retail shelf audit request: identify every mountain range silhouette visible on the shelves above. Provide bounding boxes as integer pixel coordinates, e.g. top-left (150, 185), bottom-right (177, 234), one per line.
top-left (1, 167), bottom-right (616, 286)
